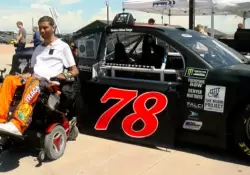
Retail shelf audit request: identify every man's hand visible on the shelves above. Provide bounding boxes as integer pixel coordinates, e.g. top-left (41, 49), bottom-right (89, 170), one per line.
top-left (56, 73), bottom-right (66, 80)
top-left (21, 73), bottom-right (31, 79)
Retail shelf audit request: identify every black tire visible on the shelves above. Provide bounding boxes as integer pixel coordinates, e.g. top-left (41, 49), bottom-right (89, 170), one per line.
top-left (44, 125), bottom-right (67, 160)
top-left (38, 150), bottom-right (45, 163)
top-left (233, 104), bottom-right (250, 159)
top-left (68, 125), bottom-right (79, 141)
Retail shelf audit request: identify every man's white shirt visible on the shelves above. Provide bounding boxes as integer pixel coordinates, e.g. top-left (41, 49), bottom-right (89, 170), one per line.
top-left (31, 39), bottom-right (76, 79)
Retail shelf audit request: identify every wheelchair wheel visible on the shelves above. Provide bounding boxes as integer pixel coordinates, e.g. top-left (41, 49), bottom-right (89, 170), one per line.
top-left (44, 125), bottom-right (67, 160)
top-left (68, 125), bottom-right (79, 141)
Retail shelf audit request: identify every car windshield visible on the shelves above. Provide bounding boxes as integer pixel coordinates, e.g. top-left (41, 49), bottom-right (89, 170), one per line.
top-left (167, 29), bottom-right (247, 68)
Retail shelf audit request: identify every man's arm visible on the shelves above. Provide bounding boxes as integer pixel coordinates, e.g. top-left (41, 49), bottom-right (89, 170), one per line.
top-left (59, 44), bottom-right (79, 79)
top-left (17, 28), bottom-right (22, 43)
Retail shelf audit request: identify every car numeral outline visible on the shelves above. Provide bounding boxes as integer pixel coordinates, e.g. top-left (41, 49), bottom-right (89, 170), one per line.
top-left (94, 87), bottom-right (168, 138)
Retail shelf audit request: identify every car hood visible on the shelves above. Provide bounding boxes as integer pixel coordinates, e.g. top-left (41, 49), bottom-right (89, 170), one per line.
top-left (212, 63), bottom-right (250, 85)
top-left (219, 63), bottom-right (250, 74)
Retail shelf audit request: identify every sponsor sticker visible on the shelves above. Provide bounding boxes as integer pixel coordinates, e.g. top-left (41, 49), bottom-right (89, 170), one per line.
top-left (185, 67), bottom-right (208, 79)
top-left (25, 84), bottom-right (40, 103)
top-left (17, 103), bottom-right (32, 121)
top-left (188, 78), bottom-right (205, 88)
top-left (187, 101), bottom-right (203, 110)
top-left (187, 88), bottom-right (203, 100)
top-left (183, 120), bottom-right (202, 131)
top-left (78, 64), bottom-right (92, 72)
top-left (181, 34), bottom-right (192, 38)
top-left (188, 110), bottom-right (199, 120)
top-left (110, 28), bottom-right (132, 32)
top-left (204, 85), bottom-right (226, 113)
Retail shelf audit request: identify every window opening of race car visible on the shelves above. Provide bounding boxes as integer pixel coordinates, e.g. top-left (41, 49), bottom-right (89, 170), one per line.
top-left (100, 30), bottom-right (185, 83)
top-left (76, 32), bottom-right (102, 60)
top-left (167, 30), bottom-right (248, 68)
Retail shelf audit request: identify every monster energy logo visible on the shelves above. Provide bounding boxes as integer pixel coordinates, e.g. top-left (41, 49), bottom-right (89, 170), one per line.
top-left (185, 67), bottom-right (208, 79)
top-left (186, 68), bottom-right (194, 76)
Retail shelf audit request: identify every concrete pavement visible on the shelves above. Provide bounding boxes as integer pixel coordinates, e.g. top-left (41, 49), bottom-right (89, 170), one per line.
top-left (0, 45), bottom-right (250, 175)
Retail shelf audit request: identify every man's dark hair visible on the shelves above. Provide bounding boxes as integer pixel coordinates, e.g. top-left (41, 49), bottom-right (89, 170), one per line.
top-left (16, 21), bottom-right (23, 25)
top-left (38, 16), bottom-right (55, 26)
top-left (148, 18), bottom-right (155, 24)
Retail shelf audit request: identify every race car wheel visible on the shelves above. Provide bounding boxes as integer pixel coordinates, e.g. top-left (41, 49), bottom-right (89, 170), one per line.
top-left (68, 125), bottom-right (79, 141)
top-left (233, 104), bottom-right (250, 159)
top-left (44, 125), bottom-right (67, 160)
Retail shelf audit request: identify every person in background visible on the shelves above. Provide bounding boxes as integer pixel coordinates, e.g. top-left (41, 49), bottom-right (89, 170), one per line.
top-left (148, 18), bottom-right (155, 25)
top-left (195, 24), bottom-right (208, 35)
top-left (30, 26), bottom-right (41, 48)
top-left (16, 21), bottom-right (27, 52)
top-left (234, 23), bottom-right (244, 40)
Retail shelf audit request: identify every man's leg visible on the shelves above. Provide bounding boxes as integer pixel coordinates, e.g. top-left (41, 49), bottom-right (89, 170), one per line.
top-left (0, 77), bottom-right (40, 135)
top-left (0, 75), bottom-right (22, 123)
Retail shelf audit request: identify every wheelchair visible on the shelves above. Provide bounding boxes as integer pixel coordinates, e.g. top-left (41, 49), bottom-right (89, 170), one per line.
top-left (0, 70), bottom-right (79, 163)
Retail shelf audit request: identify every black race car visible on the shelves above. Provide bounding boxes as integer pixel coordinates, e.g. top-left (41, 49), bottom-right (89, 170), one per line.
top-left (73, 13), bottom-right (250, 159)
top-left (9, 12), bottom-right (250, 159)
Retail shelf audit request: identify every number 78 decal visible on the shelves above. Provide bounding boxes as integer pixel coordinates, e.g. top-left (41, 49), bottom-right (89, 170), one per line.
top-left (95, 87), bottom-right (168, 138)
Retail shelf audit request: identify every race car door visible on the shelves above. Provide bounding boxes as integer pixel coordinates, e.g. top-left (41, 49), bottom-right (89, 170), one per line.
top-left (82, 30), bottom-right (184, 146)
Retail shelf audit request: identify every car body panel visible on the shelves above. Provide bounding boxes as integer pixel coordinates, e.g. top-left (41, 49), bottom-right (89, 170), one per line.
top-left (73, 20), bottom-right (250, 149)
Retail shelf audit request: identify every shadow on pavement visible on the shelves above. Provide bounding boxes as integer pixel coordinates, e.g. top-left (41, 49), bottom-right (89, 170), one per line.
top-left (80, 130), bottom-right (250, 167)
top-left (0, 148), bottom-right (38, 172)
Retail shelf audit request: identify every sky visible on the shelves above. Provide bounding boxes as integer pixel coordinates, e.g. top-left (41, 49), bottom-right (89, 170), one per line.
top-left (0, 0), bottom-right (248, 34)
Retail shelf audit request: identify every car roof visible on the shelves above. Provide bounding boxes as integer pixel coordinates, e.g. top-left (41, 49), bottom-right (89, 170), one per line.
top-left (73, 22), bottom-right (198, 40)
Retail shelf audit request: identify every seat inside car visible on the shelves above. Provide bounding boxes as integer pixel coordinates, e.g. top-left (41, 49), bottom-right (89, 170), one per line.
top-left (152, 44), bottom-right (165, 68)
top-left (139, 35), bottom-right (165, 68)
top-left (114, 41), bottom-right (129, 64)
top-left (139, 35), bottom-right (155, 66)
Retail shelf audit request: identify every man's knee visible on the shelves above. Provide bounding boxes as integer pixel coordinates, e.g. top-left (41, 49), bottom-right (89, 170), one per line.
top-left (4, 75), bottom-right (16, 82)
top-left (2, 75), bottom-right (22, 87)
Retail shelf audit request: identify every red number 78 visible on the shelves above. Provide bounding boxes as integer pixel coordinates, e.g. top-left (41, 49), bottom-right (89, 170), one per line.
top-left (94, 87), bottom-right (168, 138)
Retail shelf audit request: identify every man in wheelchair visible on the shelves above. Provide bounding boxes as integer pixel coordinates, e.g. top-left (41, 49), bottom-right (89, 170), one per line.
top-left (0, 16), bottom-right (79, 136)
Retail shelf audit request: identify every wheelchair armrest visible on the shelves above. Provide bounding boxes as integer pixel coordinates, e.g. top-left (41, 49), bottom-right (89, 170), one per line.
top-left (50, 77), bottom-right (76, 83)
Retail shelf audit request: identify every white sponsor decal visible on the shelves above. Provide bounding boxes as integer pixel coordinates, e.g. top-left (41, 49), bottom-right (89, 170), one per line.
top-left (18, 59), bottom-right (28, 73)
top-left (187, 88), bottom-right (203, 100)
top-left (78, 64), bottom-right (92, 72)
top-left (111, 28), bottom-right (132, 32)
top-left (25, 85), bottom-right (40, 103)
top-left (181, 34), bottom-right (192, 38)
top-left (183, 120), bottom-right (202, 131)
top-left (188, 78), bottom-right (204, 88)
top-left (204, 85), bottom-right (226, 113)
top-left (187, 102), bottom-right (203, 110)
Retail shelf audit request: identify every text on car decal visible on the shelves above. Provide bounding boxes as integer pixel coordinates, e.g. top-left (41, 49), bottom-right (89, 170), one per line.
top-left (94, 87), bottom-right (168, 138)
